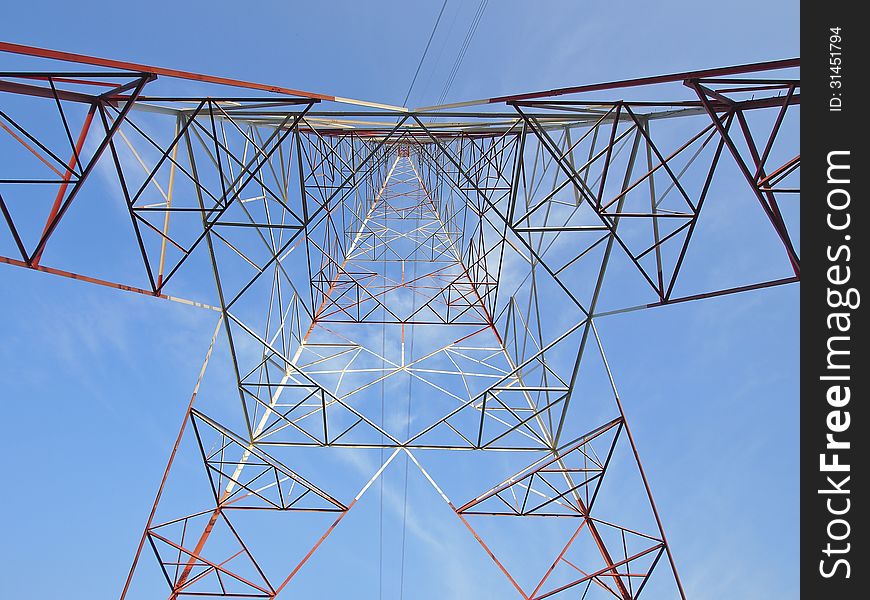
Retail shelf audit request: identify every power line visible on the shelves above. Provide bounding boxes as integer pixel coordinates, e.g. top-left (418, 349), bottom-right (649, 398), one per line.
top-left (403, 0), bottom-right (449, 107)
top-left (437, 0), bottom-right (489, 105)
top-left (418, 4), bottom-right (461, 105)
top-left (379, 180), bottom-right (388, 600)
top-left (399, 156), bottom-right (421, 599)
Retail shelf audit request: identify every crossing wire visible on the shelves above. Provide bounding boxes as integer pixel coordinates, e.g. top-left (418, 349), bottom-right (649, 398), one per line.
top-left (379, 172), bottom-right (388, 600)
top-left (402, 0), bottom-right (449, 107)
top-left (399, 156), bottom-right (421, 599)
top-left (418, 3), bottom-right (462, 104)
top-left (436, 0), bottom-right (489, 105)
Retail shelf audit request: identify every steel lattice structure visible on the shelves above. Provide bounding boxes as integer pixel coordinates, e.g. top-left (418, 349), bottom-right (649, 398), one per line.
top-left (0, 42), bottom-right (799, 599)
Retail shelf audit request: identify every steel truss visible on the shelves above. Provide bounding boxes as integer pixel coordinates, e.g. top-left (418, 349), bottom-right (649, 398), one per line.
top-left (0, 42), bottom-right (799, 599)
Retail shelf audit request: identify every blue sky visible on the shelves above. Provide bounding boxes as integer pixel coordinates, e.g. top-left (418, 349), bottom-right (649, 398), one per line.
top-left (0, 2), bottom-right (798, 598)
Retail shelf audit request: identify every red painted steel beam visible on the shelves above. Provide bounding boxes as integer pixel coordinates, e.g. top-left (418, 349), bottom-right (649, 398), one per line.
top-left (32, 104), bottom-right (95, 266)
top-left (0, 77), bottom-right (96, 103)
top-left (0, 40), bottom-right (336, 102)
top-left (0, 256), bottom-right (220, 310)
top-left (491, 57), bottom-right (799, 104)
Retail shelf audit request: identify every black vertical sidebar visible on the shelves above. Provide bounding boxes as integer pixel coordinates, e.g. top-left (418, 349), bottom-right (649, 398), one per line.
top-left (802, 4), bottom-right (867, 597)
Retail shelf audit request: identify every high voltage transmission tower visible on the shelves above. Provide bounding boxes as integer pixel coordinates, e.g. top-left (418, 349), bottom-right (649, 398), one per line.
top-left (0, 42), bottom-right (799, 599)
